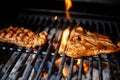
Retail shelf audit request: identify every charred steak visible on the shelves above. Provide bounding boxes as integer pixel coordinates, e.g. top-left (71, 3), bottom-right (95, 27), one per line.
top-left (65, 26), bottom-right (120, 58)
top-left (0, 26), bottom-right (48, 48)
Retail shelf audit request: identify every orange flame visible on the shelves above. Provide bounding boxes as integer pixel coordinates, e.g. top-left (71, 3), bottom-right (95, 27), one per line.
top-left (55, 58), bottom-right (67, 77)
top-left (55, 58), bottom-right (89, 77)
top-left (55, 58), bottom-right (76, 77)
top-left (76, 59), bottom-right (89, 74)
top-left (42, 72), bottom-right (48, 78)
top-left (65, 0), bottom-right (72, 20)
top-left (83, 61), bottom-right (89, 74)
top-left (54, 16), bottom-right (58, 20)
top-left (76, 59), bottom-right (81, 67)
top-left (58, 27), bottom-right (70, 53)
top-left (62, 64), bottom-right (69, 77)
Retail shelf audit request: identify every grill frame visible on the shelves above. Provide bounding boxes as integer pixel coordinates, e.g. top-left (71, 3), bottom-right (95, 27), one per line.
top-left (0, 9), bottom-right (120, 80)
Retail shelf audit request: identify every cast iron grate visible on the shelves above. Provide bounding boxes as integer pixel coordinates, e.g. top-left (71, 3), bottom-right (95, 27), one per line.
top-left (0, 9), bottom-right (120, 80)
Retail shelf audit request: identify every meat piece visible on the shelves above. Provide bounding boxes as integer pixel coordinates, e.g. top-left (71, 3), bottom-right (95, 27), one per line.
top-left (65, 26), bottom-right (120, 58)
top-left (0, 26), bottom-right (48, 48)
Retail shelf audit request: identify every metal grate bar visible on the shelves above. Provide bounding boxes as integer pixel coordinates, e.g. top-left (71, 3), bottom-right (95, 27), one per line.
top-left (35, 20), bottom-right (60, 80)
top-left (98, 55), bottom-right (103, 80)
top-left (56, 54), bottom-right (66, 80)
top-left (115, 54), bottom-right (120, 80)
top-left (21, 47), bottom-right (42, 80)
top-left (107, 55), bottom-right (113, 80)
top-left (8, 50), bottom-right (31, 80)
top-left (78, 58), bottom-right (83, 80)
top-left (45, 20), bottom-right (64, 80)
top-left (67, 58), bottom-right (74, 80)
top-left (88, 57), bottom-right (93, 80)
top-left (95, 21), bottom-right (103, 80)
top-left (45, 45), bottom-right (59, 80)
top-left (0, 47), bottom-right (23, 80)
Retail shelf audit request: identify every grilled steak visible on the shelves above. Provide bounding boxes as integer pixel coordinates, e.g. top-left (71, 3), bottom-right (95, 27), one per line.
top-left (65, 26), bottom-right (120, 58)
top-left (0, 26), bottom-right (48, 48)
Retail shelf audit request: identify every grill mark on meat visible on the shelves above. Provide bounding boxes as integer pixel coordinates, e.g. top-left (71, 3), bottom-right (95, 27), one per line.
top-left (21, 29), bottom-right (35, 43)
top-left (5, 30), bottom-right (13, 39)
top-left (16, 28), bottom-right (34, 46)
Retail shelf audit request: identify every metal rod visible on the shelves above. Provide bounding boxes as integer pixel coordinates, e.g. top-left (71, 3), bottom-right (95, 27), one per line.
top-left (56, 54), bottom-right (66, 80)
top-left (35, 20), bottom-right (60, 80)
top-left (107, 55), bottom-right (113, 80)
top-left (98, 55), bottom-right (103, 80)
top-left (0, 50), bottom-right (23, 80)
top-left (46, 31), bottom-right (62, 80)
top-left (115, 54), bottom-right (120, 80)
top-left (88, 57), bottom-right (93, 80)
top-left (78, 58), bottom-right (83, 80)
top-left (21, 47), bottom-right (42, 80)
top-left (45, 48), bottom-right (59, 80)
top-left (9, 51), bottom-right (31, 80)
top-left (67, 58), bottom-right (74, 80)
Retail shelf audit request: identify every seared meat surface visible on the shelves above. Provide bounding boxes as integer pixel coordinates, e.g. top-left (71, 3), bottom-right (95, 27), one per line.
top-left (65, 26), bottom-right (120, 58)
top-left (0, 26), bottom-right (48, 48)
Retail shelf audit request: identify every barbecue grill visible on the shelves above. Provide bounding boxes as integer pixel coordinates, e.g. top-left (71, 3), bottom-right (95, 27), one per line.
top-left (0, 0), bottom-right (120, 80)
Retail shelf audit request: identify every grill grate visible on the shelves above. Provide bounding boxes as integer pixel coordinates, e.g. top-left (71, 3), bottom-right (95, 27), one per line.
top-left (0, 9), bottom-right (120, 80)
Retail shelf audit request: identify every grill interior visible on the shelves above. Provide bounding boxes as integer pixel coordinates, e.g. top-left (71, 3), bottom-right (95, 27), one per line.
top-left (0, 9), bottom-right (120, 80)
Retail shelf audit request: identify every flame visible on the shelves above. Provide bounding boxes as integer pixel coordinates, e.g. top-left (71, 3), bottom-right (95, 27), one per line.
top-left (55, 58), bottom-right (89, 78)
top-left (83, 61), bottom-right (89, 74)
top-left (76, 59), bottom-right (89, 74)
top-left (62, 64), bottom-right (69, 77)
top-left (54, 16), bottom-right (58, 20)
top-left (76, 59), bottom-right (81, 67)
top-left (55, 58), bottom-right (73, 77)
top-left (55, 58), bottom-right (67, 77)
top-left (55, 58), bottom-right (77, 77)
top-left (58, 27), bottom-right (70, 53)
top-left (65, 0), bottom-right (72, 20)
top-left (42, 72), bottom-right (48, 78)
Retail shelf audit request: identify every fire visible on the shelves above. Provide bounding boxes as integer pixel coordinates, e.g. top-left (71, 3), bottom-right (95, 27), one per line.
top-left (76, 59), bottom-right (81, 67)
top-left (55, 58), bottom-right (74, 77)
top-left (62, 64), bottom-right (69, 77)
top-left (54, 16), bottom-right (58, 20)
top-left (58, 27), bottom-right (70, 53)
top-left (42, 72), bottom-right (48, 78)
top-left (65, 0), bottom-right (72, 20)
top-left (55, 58), bottom-right (89, 78)
top-left (83, 61), bottom-right (89, 74)
top-left (76, 59), bottom-right (89, 74)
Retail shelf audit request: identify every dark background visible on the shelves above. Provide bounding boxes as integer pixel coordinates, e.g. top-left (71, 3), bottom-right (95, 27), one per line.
top-left (0, 0), bottom-right (120, 26)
